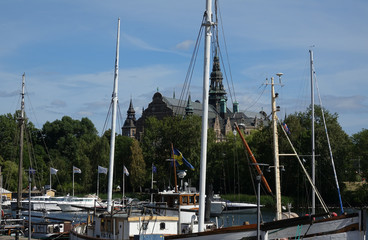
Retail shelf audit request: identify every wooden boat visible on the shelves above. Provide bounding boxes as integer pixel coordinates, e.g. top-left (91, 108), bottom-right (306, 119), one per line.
top-left (25, 220), bottom-right (71, 239)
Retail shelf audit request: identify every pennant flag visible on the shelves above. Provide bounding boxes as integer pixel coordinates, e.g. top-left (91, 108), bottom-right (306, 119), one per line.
top-left (282, 123), bottom-right (291, 135)
top-left (173, 148), bottom-right (195, 170)
top-left (50, 167), bottom-right (58, 175)
top-left (73, 166), bottom-right (82, 174)
top-left (98, 166), bottom-right (108, 174)
top-left (123, 166), bottom-right (129, 176)
top-left (152, 164), bottom-right (157, 174)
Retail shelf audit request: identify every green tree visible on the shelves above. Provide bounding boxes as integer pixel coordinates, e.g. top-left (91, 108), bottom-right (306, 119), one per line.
top-left (0, 159), bottom-right (19, 191)
top-left (115, 135), bottom-right (133, 192)
top-left (129, 139), bottom-right (146, 192)
top-left (41, 116), bottom-right (99, 194)
top-left (351, 129), bottom-right (368, 179)
top-left (89, 135), bottom-right (110, 195)
top-left (248, 105), bottom-right (352, 207)
top-left (141, 115), bottom-right (204, 190)
top-left (0, 113), bottom-right (18, 164)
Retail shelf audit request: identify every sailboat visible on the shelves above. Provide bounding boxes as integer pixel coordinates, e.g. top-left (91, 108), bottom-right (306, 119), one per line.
top-left (70, 18), bottom-right (183, 240)
top-left (71, 2), bottom-right (366, 240)
top-left (166, 68), bottom-right (365, 240)
top-left (165, 0), bottom-right (366, 239)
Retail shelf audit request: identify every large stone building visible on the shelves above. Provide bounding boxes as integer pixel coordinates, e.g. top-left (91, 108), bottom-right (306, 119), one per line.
top-left (122, 55), bottom-right (268, 141)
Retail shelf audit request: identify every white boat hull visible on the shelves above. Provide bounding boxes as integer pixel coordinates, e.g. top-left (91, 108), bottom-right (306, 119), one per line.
top-left (70, 214), bottom-right (179, 240)
top-left (164, 211), bottom-right (366, 240)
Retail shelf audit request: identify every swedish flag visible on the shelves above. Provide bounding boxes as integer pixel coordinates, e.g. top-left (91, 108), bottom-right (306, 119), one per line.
top-left (173, 148), bottom-right (195, 170)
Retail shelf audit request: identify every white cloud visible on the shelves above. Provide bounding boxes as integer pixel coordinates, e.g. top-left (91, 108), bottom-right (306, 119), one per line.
top-left (176, 40), bottom-right (194, 51)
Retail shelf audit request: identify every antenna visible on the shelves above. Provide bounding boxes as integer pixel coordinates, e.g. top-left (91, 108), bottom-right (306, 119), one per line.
top-left (276, 73), bottom-right (283, 84)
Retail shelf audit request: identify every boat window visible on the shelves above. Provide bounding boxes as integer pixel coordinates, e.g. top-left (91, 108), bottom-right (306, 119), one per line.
top-left (195, 196), bottom-right (199, 204)
top-left (189, 195), bottom-right (195, 204)
top-left (142, 222), bottom-right (148, 230)
top-left (181, 196), bottom-right (188, 205)
top-left (160, 222), bottom-right (165, 230)
top-left (54, 225), bottom-right (61, 233)
top-left (106, 219), bottom-right (112, 232)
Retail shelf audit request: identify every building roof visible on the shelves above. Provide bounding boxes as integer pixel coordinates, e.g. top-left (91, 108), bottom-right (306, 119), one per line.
top-left (0, 187), bottom-right (12, 193)
top-left (162, 95), bottom-right (219, 119)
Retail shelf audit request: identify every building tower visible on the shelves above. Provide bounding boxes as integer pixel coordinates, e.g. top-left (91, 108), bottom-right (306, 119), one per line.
top-left (185, 94), bottom-right (194, 116)
top-left (209, 54), bottom-right (227, 115)
top-left (122, 99), bottom-right (136, 138)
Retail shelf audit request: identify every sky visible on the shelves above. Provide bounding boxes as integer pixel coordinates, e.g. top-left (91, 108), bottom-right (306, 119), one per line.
top-left (1, 0), bottom-right (367, 136)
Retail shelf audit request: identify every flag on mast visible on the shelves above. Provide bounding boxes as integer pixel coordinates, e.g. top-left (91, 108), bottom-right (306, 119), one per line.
top-left (173, 148), bottom-right (195, 170)
top-left (73, 166), bottom-right (82, 174)
top-left (98, 165), bottom-right (108, 174)
top-left (282, 123), bottom-right (291, 134)
top-left (123, 166), bottom-right (129, 176)
top-left (50, 167), bottom-right (58, 175)
top-left (152, 164), bottom-right (157, 174)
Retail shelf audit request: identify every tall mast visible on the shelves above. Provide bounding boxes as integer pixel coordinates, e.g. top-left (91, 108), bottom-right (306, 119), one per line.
top-left (107, 18), bottom-right (120, 213)
top-left (310, 49), bottom-right (316, 215)
top-left (17, 73), bottom-right (25, 218)
top-left (198, 0), bottom-right (213, 232)
top-left (271, 75), bottom-right (282, 220)
top-left (16, 73), bottom-right (25, 240)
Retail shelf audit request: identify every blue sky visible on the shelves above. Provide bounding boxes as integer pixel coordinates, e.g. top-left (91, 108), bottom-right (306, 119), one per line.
top-left (1, 0), bottom-right (367, 136)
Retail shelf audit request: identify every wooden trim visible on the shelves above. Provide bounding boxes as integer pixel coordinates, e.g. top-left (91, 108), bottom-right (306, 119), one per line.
top-left (128, 216), bottom-right (179, 222)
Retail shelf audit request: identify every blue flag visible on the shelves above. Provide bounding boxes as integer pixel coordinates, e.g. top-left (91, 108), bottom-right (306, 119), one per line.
top-left (152, 164), bottom-right (157, 174)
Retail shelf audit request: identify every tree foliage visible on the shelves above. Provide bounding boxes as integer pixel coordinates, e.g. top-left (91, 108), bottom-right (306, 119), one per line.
top-left (129, 139), bottom-right (146, 192)
top-left (140, 115), bottom-right (204, 190)
top-left (248, 105), bottom-right (353, 207)
top-left (0, 106), bottom-right (366, 207)
top-left (351, 129), bottom-right (368, 179)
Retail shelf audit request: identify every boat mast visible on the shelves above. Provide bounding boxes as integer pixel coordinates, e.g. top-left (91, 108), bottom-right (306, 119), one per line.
top-left (271, 75), bottom-right (282, 220)
top-left (15, 73), bottom-right (25, 240)
top-left (17, 73), bottom-right (25, 217)
top-left (310, 49), bottom-right (316, 215)
top-left (107, 18), bottom-right (120, 213)
top-left (198, 0), bottom-right (213, 232)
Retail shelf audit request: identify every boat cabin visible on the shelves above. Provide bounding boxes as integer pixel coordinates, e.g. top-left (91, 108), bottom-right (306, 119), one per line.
top-left (155, 191), bottom-right (199, 208)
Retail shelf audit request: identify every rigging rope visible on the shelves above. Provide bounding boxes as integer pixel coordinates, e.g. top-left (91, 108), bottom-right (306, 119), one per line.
top-left (216, 0), bottom-right (236, 104)
top-left (278, 119), bottom-right (330, 214)
top-left (24, 84), bottom-right (65, 193)
top-left (314, 72), bottom-right (344, 214)
top-left (244, 84), bottom-right (268, 112)
top-left (174, 15), bottom-right (205, 116)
